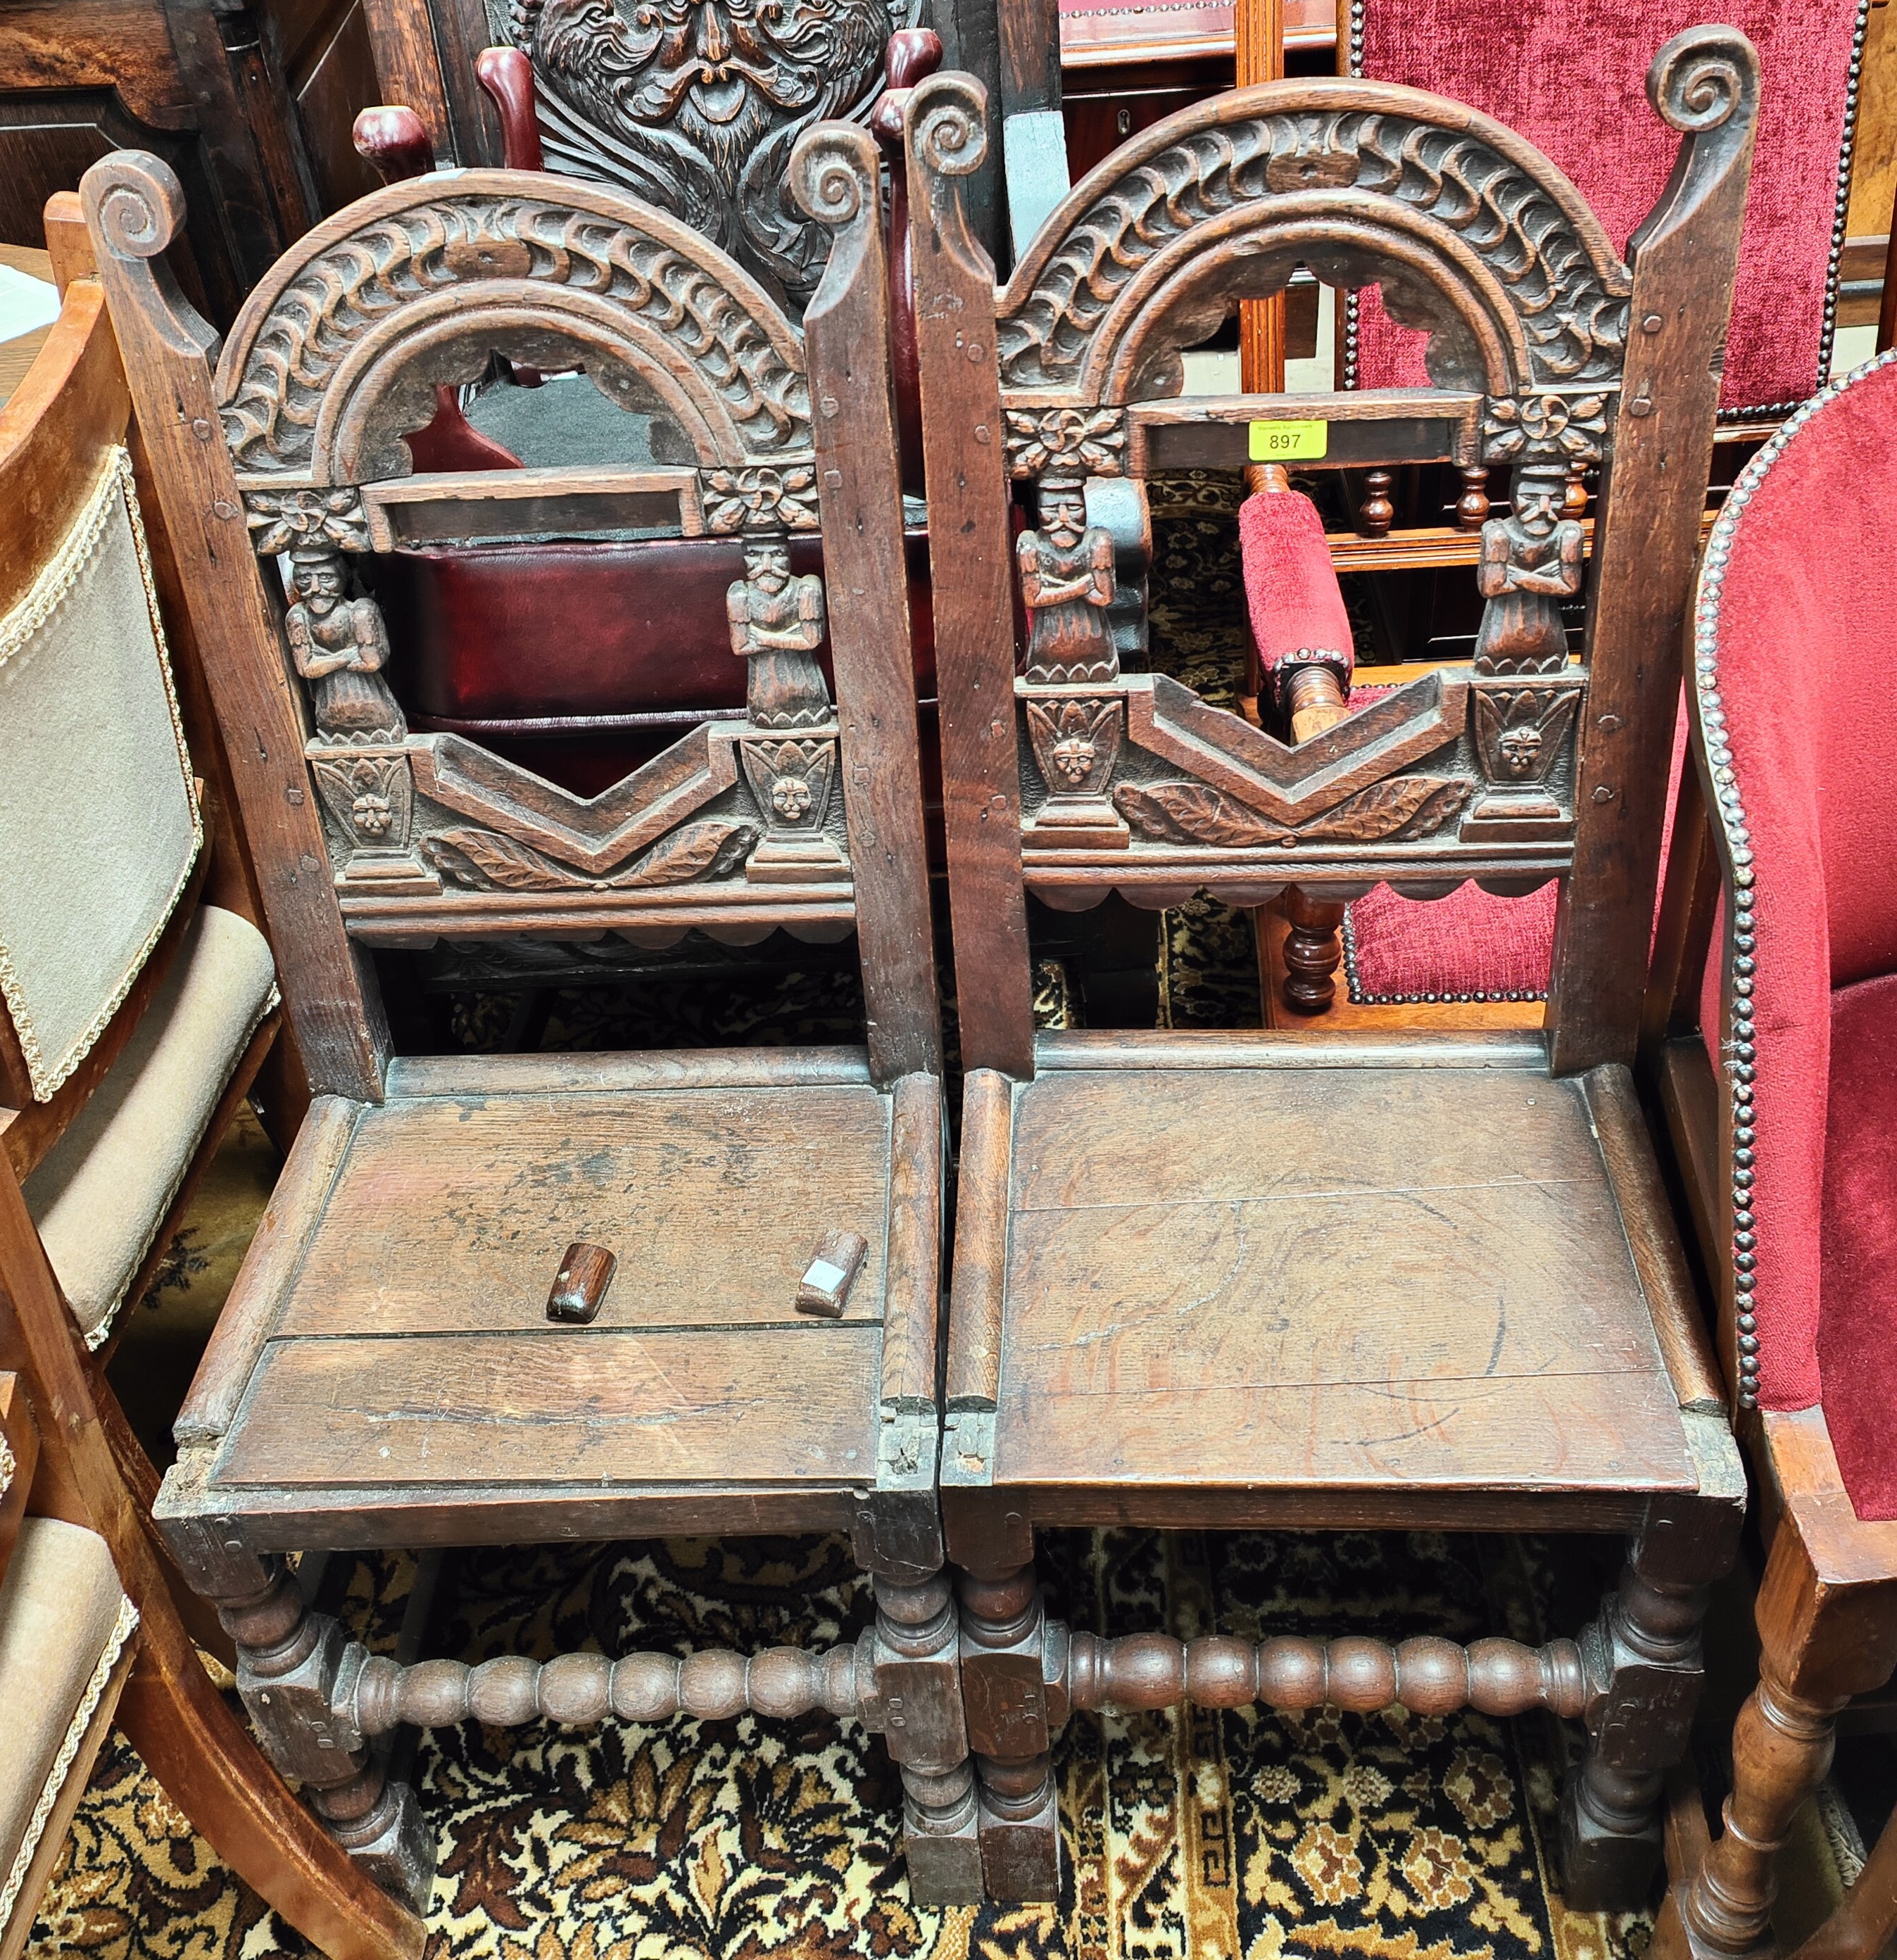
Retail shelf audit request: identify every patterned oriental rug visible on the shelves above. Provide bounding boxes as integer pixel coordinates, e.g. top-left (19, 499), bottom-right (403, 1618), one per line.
top-left (25, 479), bottom-right (1735, 1960)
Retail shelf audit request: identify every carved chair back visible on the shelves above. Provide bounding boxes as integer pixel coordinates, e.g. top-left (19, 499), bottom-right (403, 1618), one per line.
top-left (80, 132), bottom-right (938, 1104)
top-left (907, 32), bottom-right (1759, 1081)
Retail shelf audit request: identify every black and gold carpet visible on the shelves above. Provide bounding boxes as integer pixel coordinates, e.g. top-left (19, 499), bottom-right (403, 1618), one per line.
top-left (22, 478), bottom-right (1839, 1960)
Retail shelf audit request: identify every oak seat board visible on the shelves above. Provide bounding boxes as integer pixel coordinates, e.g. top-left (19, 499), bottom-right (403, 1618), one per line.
top-left (277, 1082), bottom-right (895, 1338)
top-left (215, 1327), bottom-right (883, 1491)
top-left (989, 1058), bottom-right (1699, 1496)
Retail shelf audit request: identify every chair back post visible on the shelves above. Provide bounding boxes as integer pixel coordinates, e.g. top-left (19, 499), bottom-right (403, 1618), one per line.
top-left (905, 75), bottom-right (1037, 1081)
top-left (1546, 27), bottom-right (1759, 1077)
top-left (793, 125), bottom-right (944, 1083)
top-left (77, 154), bottom-right (391, 1105)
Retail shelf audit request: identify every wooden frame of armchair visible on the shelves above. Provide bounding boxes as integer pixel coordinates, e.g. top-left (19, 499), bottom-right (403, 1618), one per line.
top-left (908, 29), bottom-right (1761, 1904)
top-left (0, 192), bottom-right (413, 1960)
top-left (80, 120), bottom-right (978, 1915)
top-left (1638, 353), bottom-right (1897, 1960)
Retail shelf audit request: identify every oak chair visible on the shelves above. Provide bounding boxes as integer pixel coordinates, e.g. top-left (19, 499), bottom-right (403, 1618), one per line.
top-left (0, 208), bottom-right (417, 1960)
top-left (81, 120), bottom-right (976, 1920)
top-left (909, 29), bottom-right (1759, 1904)
top-left (1638, 352), bottom-right (1897, 1960)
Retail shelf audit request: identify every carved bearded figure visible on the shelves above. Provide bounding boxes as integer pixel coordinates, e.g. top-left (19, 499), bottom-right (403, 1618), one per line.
top-left (512, 0), bottom-right (900, 305)
top-left (284, 549), bottom-right (406, 742)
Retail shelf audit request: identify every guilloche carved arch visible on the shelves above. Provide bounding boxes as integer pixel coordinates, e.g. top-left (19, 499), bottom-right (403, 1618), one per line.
top-left (922, 72), bottom-right (1663, 404)
top-left (206, 173), bottom-right (812, 484)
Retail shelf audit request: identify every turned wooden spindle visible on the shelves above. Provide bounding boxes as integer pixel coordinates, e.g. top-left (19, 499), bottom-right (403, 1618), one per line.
top-left (1456, 464), bottom-right (1491, 531)
top-left (341, 1642), bottom-right (866, 1737)
top-left (1359, 469), bottom-right (1394, 538)
top-left (1064, 1629), bottom-right (1587, 1719)
top-left (1563, 462), bottom-right (1589, 518)
top-left (1282, 885), bottom-right (1345, 1014)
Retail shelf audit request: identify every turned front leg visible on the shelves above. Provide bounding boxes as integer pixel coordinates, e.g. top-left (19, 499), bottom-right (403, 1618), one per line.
top-left (959, 1560), bottom-right (1060, 1901)
top-left (212, 1553), bottom-right (434, 1916)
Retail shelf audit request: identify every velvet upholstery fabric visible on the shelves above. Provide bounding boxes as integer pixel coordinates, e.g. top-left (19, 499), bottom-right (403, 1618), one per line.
top-left (1346, 878), bottom-right (1556, 1003)
top-left (1238, 490), bottom-right (1354, 683)
top-left (1351, 0), bottom-right (1860, 415)
top-left (1696, 353), bottom-right (1897, 1516)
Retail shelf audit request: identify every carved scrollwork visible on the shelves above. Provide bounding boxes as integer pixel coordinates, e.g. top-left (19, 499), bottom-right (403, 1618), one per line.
top-left (995, 102), bottom-right (1631, 398)
top-left (420, 816), bottom-right (756, 892)
top-left (1114, 777), bottom-right (1473, 847)
top-left (505, 0), bottom-right (914, 312)
top-left (1004, 407), bottom-right (1128, 479)
top-left (702, 463), bottom-right (821, 535)
top-left (246, 486), bottom-right (369, 555)
top-left (215, 182), bottom-right (810, 482)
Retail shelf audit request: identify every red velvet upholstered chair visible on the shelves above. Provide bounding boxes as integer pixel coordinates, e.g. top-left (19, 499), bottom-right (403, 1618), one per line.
top-left (1643, 352), bottom-right (1897, 1960)
top-left (1294, 0), bottom-right (1872, 1023)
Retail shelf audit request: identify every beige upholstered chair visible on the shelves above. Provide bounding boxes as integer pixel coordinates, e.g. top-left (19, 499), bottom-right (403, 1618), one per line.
top-left (0, 1375), bottom-right (138, 1960)
top-left (0, 197), bottom-right (422, 1960)
top-left (0, 215), bottom-right (279, 1353)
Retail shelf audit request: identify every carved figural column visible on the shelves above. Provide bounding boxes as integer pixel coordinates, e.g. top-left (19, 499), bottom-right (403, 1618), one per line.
top-left (1018, 476), bottom-right (1118, 686)
top-left (729, 534), bottom-right (847, 882)
top-left (286, 548), bottom-right (407, 742)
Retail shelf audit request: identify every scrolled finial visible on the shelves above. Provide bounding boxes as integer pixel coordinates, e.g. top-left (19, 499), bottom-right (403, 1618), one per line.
top-left (790, 122), bottom-right (878, 229)
top-left (906, 70), bottom-right (989, 181)
top-left (1647, 24), bottom-right (1758, 134)
top-left (80, 151), bottom-right (187, 260)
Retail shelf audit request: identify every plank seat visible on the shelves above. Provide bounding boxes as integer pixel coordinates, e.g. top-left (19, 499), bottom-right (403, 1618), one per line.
top-left (968, 1032), bottom-right (1701, 1524)
top-left (161, 1050), bottom-right (938, 1549)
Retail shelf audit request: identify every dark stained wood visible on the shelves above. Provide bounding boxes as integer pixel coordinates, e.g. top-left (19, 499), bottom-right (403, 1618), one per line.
top-left (358, 0), bottom-right (455, 160)
top-left (1546, 46), bottom-right (1758, 1077)
top-left (905, 80), bottom-right (1035, 1078)
top-left (545, 1241), bottom-right (617, 1325)
top-left (797, 124), bottom-right (944, 1082)
top-left (82, 156), bottom-right (390, 1102)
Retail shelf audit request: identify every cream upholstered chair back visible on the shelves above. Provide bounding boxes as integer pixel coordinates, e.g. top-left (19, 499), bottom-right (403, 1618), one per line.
top-left (0, 445), bottom-right (201, 1104)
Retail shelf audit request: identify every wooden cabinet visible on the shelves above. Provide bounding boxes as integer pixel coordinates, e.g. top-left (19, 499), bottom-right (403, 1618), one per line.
top-left (0, 0), bottom-right (383, 324)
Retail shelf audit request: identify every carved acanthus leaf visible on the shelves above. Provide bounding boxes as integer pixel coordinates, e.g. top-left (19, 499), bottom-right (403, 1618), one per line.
top-left (1113, 776), bottom-right (1472, 847)
top-left (999, 113), bottom-right (1629, 393)
top-left (420, 818), bottom-right (756, 892)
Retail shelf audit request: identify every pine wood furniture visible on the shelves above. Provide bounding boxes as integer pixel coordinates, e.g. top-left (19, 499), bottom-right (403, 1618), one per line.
top-left (909, 30), bottom-right (1759, 1902)
top-left (82, 118), bottom-right (972, 1915)
top-left (1639, 352), bottom-right (1897, 1960)
top-left (0, 198), bottom-right (412, 1960)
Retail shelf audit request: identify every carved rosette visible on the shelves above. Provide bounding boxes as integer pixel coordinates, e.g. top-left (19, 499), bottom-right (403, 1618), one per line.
top-left (702, 463), bottom-right (821, 533)
top-left (1004, 407), bottom-right (1128, 479)
top-left (738, 735), bottom-right (847, 882)
top-left (1480, 392), bottom-right (1610, 475)
top-left (245, 486), bottom-right (370, 555)
top-left (997, 110), bottom-right (1631, 394)
top-left (1023, 696), bottom-right (1129, 850)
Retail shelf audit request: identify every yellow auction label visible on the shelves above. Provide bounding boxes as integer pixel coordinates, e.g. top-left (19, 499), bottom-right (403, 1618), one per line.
top-left (1248, 418), bottom-right (1329, 461)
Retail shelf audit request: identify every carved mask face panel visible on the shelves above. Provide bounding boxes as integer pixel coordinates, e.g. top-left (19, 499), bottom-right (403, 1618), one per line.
top-left (530, 0), bottom-right (893, 244)
top-left (1499, 725), bottom-right (1544, 778)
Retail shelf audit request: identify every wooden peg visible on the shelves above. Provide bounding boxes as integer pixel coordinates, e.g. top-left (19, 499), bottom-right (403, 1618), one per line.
top-left (546, 1243), bottom-right (617, 1324)
top-left (1359, 469), bottom-right (1394, 538)
top-left (797, 1229), bottom-right (869, 1318)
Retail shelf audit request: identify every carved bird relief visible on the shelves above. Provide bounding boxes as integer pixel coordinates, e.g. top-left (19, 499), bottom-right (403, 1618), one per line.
top-left (509, 0), bottom-right (905, 307)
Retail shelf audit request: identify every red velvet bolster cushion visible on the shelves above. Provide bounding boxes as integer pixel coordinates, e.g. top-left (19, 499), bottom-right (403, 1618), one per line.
top-left (1239, 490), bottom-right (1354, 683)
top-left (1695, 355), bottom-right (1897, 1471)
top-left (1351, 0), bottom-right (1860, 415)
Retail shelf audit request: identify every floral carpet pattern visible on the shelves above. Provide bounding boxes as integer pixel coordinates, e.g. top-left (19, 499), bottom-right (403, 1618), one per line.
top-left (33, 476), bottom-right (1657, 1960)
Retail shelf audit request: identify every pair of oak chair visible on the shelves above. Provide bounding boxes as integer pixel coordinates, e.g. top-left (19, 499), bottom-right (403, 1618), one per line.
top-left (78, 18), bottom-right (1760, 1942)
